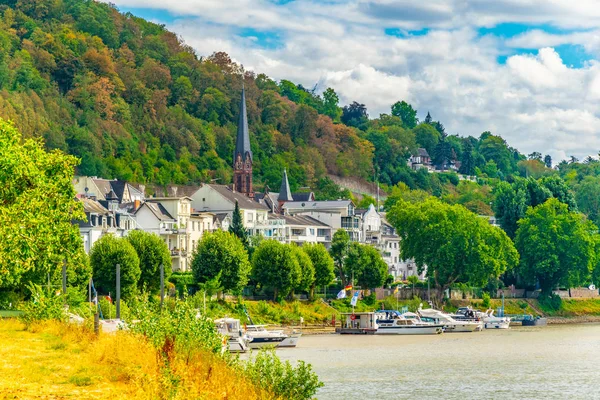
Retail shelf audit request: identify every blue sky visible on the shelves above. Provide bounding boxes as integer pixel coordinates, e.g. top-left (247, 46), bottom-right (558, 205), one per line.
top-left (110, 0), bottom-right (600, 160)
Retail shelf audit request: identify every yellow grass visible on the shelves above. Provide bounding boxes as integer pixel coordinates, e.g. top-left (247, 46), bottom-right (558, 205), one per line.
top-left (0, 319), bottom-right (274, 400)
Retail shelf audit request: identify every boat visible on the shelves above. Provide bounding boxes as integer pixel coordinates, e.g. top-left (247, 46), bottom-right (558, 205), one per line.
top-left (279, 330), bottom-right (302, 348)
top-left (244, 324), bottom-right (288, 349)
top-left (418, 305), bottom-right (483, 332)
top-left (374, 310), bottom-right (443, 335)
top-left (215, 318), bottom-right (252, 353)
top-left (522, 315), bottom-right (548, 326)
top-left (454, 307), bottom-right (511, 329)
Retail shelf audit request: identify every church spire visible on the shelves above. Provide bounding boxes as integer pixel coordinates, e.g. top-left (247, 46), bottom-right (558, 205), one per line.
top-left (278, 168), bottom-right (293, 202)
top-left (233, 86), bottom-right (253, 197)
top-left (233, 86), bottom-right (252, 165)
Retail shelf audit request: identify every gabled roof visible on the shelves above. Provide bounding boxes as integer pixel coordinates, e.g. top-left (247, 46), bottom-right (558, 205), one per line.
top-left (291, 192), bottom-right (314, 202)
top-left (80, 197), bottom-right (109, 214)
top-left (283, 200), bottom-right (353, 211)
top-left (278, 169), bottom-right (293, 202)
top-left (283, 215), bottom-right (331, 227)
top-left (136, 202), bottom-right (175, 221)
top-left (208, 185), bottom-right (269, 210)
top-left (417, 148), bottom-right (430, 158)
top-left (234, 87), bottom-right (252, 163)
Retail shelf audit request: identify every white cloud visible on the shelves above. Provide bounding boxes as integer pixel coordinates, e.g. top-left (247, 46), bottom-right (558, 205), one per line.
top-left (109, 0), bottom-right (600, 161)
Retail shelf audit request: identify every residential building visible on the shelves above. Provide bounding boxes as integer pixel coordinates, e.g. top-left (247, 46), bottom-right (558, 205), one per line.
top-left (189, 211), bottom-right (215, 253)
top-left (408, 148), bottom-right (432, 170)
top-left (282, 200), bottom-right (362, 241)
top-left (282, 215), bottom-right (332, 247)
top-left (190, 184), bottom-right (270, 235)
top-left (73, 176), bottom-right (144, 203)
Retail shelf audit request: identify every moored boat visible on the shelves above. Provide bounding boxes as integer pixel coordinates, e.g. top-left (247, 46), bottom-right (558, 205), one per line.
top-left (374, 310), bottom-right (443, 335)
top-left (279, 330), bottom-right (302, 348)
top-left (245, 325), bottom-right (287, 349)
top-left (418, 305), bottom-right (483, 332)
top-left (215, 318), bottom-right (252, 353)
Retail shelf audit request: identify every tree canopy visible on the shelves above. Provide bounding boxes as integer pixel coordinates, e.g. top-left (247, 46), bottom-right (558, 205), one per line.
top-left (0, 118), bottom-right (87, 289)
top-left (515, 198), bottom-right (595, 295)
top-left (191, 230), bottom-right (251, 294)
top-left (252, 240), bottom-right (300, 300)
top-left (126, 230), bottom-right (171, 293)
top-left (90, 235), bottom-right (141, 299)
top-left (387, 198), bottom-right (518, 301)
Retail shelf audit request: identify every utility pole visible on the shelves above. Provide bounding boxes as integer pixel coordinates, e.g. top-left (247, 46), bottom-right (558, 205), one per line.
top-left (62, 262), bottom-right (67, 296)
top-left (160, 264), bottom-right (164, 309)
top-left (116, 264), bottom-right (121, 320)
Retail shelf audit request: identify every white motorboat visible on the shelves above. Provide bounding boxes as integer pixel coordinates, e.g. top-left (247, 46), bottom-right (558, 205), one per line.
top-left (279, 330), bottom-right (302, 348)
top-left (245, 325), bottom-right (288, 349)
top-left (418, 305), bottom-right (483, 332)
top-left (215, 318), bottom-right (252, 353)
top-left (453, 307), bottom-right (511, 329)
top-left (374, 310), bottom-right (443, 335)
top-left (482, 309), bottom-right (511, 329)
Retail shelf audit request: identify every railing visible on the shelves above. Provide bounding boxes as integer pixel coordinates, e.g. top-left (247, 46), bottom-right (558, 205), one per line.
top-left (170, 249), bottom-right (188, 257)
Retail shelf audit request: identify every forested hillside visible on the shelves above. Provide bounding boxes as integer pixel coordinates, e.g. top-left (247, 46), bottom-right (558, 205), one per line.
top-left (1, 0), bottom-right (598, 218)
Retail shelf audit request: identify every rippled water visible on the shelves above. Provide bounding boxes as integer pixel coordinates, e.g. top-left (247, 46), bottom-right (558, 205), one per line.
top-left (275, 324), bottom-right (600, 399)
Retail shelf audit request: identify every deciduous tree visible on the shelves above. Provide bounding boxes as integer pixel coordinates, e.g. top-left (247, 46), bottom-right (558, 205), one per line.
top-left (126, 230), bottom-right (171, 293)
top-left (252, 241), bottom-right (301, 300)
top-left (303, 243), bottom-right (335, 299)
top-left (515, 198), bottom-right (594, 295)
top-left (191, 230), bottom-right (250, 295)
top-left (90, 235), bottom-right (141, 299)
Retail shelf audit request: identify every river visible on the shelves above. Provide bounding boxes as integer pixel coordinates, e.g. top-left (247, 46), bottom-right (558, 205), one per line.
top-left (275, 324), bottom-right (600, 399)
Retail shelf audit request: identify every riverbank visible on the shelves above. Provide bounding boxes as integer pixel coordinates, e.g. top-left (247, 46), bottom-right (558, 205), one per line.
top-left (0, 319), bottom-right (272, 399)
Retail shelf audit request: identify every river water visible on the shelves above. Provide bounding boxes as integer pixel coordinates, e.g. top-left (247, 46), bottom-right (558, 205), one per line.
top-left (276, 324), bottom-right (600, 399)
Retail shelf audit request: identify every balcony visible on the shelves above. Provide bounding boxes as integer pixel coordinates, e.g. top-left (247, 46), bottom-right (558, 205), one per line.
top-left (170, 249), bottom-right (188, 257)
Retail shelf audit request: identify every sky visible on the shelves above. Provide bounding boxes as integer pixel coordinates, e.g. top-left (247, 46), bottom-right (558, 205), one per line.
top-left (107, 0), bottom-right (600, 162)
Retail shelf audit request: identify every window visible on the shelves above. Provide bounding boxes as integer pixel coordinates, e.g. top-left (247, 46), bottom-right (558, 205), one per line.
top-left (247, 213), bottom-right (253, 222)
top-left (394, 257), bottom-right (398, 263)
top-left (309, 228), bottom-right (315, 235)
top-left (291, 228), bottom-right (304, 236)
top-left (202, 198), bottom-right (206, 202)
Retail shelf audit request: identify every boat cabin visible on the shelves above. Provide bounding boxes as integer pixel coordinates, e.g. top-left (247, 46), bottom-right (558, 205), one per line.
top-left (215, 318), bottom-right (244, 338)
top-left (337, 312), bottom-right (377, 334)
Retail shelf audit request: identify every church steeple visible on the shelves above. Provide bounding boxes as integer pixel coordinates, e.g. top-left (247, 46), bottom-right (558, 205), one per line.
top-left (278, 168), bottom-right (293, 202)
top-left (233, 86), bottom-right (253, 197)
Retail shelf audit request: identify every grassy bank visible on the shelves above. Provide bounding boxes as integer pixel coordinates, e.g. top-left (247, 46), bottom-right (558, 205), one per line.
top-left (0, 319), bottom-right (272, 400)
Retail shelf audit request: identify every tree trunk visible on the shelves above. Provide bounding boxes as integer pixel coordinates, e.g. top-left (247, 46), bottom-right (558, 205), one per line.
top-left (309, 284), bottom-right (315, 301)
top-left (273, 288), bottom-right (279, 302)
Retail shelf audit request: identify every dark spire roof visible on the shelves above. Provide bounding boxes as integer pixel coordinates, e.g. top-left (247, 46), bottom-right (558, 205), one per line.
top-left (234, 86), bottom-right (252, 164)
top-left (278, 169), bottom-right (293, 202)
top-left (106, 189), bottom-right (118, 201)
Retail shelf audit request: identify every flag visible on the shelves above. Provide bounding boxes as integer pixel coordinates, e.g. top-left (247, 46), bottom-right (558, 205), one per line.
top-left (350, 291), bottom-right (359, 306)
top-left (393, 286), bottom-right (399, 294)
top-left (336, 289), bottom-right (346, 299)
top-left (106, 294), bottom-right (112, 303)
top-left (344, 284), bottom-right (353, 291)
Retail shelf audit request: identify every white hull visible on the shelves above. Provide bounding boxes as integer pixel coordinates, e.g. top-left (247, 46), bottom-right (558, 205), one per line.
top-left (228, 338), bottom-right (250, 353)
top-left (247, 337), bottom-right (286, 349)
top-left (278, 333), bottom-right (301, 347)
top-left (484, 321), bottom-right (510, 329)
top-left (442, 322), bottom-right (483, 332)
top-left (375, 326), bottom-right (443, 335)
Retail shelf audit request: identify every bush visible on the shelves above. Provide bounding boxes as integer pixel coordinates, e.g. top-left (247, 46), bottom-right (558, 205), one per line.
top-left (0, 290), bottom-right (22, 309)
top-left (362, 292), bottom-right (377, 306)
top-left (244, 349), bottom-right (323, 400)
top-left (20, 284), bottom-right (66, 327)
top-left (481, 292), bottom-right (491, 309)
top-left (539, 293), bottom-right (562, 311)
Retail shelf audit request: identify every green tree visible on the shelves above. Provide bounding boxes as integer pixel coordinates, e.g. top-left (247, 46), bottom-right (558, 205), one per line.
top-left (576, 176), bottom-right (600, 226)
top-left (126, 230), bottom-right (171, 294)
top-left (387, 198), bottom-right (518, 304)
top-left (291, 245), bottom-right (315, 297)
top-left (303, 243), bottom-right (335, 299)
top-left (459, 140), bottom-right (475, 175)
top-left (544, 154), bottom-right (552, 168)
top-left (540, 175), bottom-right (577, 211)
top-left (330, 230), bottom-right (350, 285)
top-left (229, 201), bottom-right (249, 248)
top-left (515, 198), bottom-right (595, 295)
top-left (391, 101), bottom-right (418, 129)
top-left (252, 240), bottom-right (301, 300)
top-left (344, 243), bottom-right (388, 289)
top-left (191, 230), bottom-right (250, 295)
top-left (90, 235), bottom-right (141, 299)
top-left (412, 123), bottom-right (440, 155)
top-left (0, 119), bottom-right (87, 289)
top-left (322, 87), bottom-right (342, 122)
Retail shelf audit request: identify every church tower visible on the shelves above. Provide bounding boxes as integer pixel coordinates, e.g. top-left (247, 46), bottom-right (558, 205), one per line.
top-left (233, 87), bottom-right (253, 197)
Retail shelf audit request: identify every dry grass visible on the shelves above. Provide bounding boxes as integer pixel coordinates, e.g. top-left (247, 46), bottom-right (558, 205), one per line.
top-left (0, 319), bottom-right (273, 400)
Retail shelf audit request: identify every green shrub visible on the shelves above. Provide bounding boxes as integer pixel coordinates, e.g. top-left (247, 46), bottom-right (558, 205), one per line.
top-left (481, 292), bottom-right (491, 309)
top-left (362, 292), bottom-right (376, 306)
top-left (20, 284), bottom-right (66, 327)
top-left (539, 293), bottom-right (562, 311)
top-left (0, 290), bottom-right (22, 309)
top-left (244, 349), bottom-right (323, 400)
